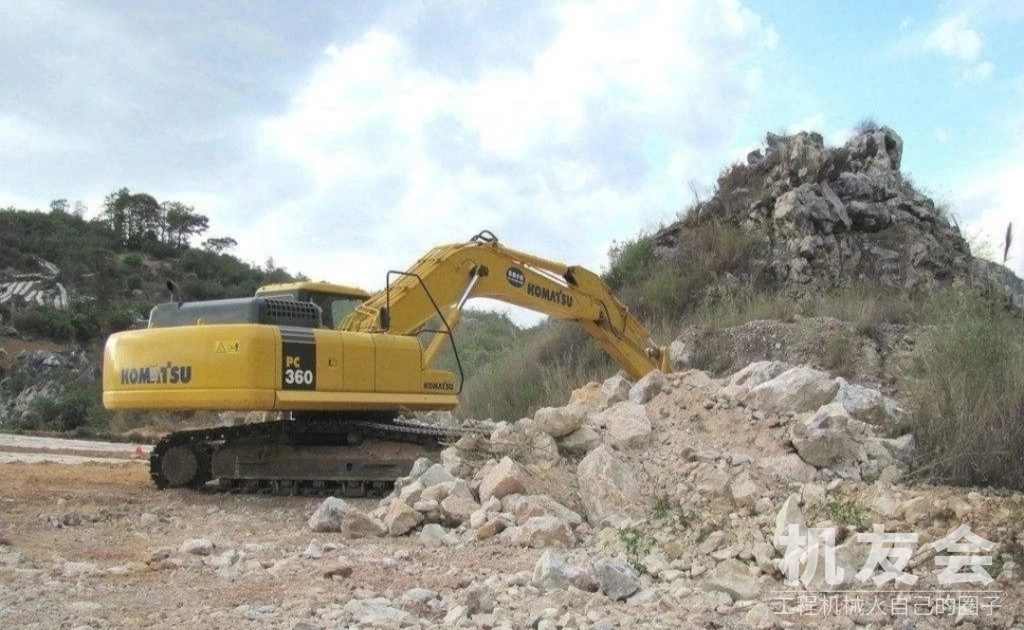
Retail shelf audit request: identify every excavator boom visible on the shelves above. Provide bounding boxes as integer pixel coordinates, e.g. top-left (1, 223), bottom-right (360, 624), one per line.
top-left (341, 231), bottom-right (668, 380)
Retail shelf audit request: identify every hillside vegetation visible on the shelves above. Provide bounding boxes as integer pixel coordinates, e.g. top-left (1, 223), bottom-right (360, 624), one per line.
top-left (0, 189), bottom-right (304, 433)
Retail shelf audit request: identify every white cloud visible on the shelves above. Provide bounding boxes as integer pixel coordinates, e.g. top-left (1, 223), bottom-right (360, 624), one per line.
top-left (919, 13), bottom-right (995, 83)
top-left (933, 126), bottom-right (950, 143)
top-left (252, 0), bottom-right (777, 321)
top-left (957, 163), bottom-right (1024, 275)
top-left (925, 15), bottom-right (983, 61)
top-left (961, 60), bottom-right (994, 83)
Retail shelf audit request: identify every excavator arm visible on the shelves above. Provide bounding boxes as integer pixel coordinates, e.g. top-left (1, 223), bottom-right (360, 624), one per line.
top-left (340, 231), bottom-right (669, 380)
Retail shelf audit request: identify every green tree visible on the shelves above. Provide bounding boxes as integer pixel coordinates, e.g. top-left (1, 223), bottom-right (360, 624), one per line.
top-left (202, 236), bottom-right (237, 253)
top-left (50, 198), bottom-right (69, 214)
top-left (161, 201), bottom-right (209, 248)
top-left (102, 188), bottom-right (162, 248)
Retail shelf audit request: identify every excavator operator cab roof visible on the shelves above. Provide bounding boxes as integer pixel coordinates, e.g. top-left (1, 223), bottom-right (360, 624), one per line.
top-left (257, 282), bottom-right (370, 329)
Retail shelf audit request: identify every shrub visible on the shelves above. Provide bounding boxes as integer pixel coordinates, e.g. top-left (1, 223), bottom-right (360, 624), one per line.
top-left (907, 295), bottom-right (1024, 489)
top-left (18, 387), bottom-right (101, 432)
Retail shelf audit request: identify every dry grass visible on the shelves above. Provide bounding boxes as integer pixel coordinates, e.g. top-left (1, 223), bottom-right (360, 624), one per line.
top-left (907, 295), bottom-right (1024, 489)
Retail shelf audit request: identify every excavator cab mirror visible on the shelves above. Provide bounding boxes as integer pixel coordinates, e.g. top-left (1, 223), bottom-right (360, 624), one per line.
top-left (379, 307), bottom-right (390, 331)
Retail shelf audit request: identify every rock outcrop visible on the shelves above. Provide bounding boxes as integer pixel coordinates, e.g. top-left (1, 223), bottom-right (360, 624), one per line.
top-left (653, 126), bottom-right (1021, 303)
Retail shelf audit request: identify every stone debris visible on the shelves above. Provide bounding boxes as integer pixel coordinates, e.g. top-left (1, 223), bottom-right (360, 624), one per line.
top-left (592, 557), bottom-right (640, 601)
top-left (307, 497), bottom-right (351, 533)
top-left (577, 445), bottom-right (644, 525)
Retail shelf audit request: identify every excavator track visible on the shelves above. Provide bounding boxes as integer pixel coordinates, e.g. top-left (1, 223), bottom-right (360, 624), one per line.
top-left (149, 415), bottom-right (483, 497)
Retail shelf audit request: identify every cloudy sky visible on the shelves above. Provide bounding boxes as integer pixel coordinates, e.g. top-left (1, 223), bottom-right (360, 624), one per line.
top-left (1, 1), bottom-right (1021, 322)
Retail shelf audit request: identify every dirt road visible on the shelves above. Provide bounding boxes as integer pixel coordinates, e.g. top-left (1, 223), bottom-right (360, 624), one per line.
top-left (0, 462), bottom-right (603, 630)
top-left (0, 433), bottom-right (151, 464)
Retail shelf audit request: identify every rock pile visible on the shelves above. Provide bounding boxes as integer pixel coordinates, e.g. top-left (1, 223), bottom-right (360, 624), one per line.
top-left (298, 362), bottom-right (1012, 627)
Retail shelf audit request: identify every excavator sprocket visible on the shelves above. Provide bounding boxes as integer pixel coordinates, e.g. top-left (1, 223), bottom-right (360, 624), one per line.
top-left (148, 415), bottom-right (482, 497)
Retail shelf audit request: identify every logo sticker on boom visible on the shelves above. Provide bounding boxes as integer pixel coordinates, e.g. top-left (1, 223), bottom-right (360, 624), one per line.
top-left (506, 267), bottom-right (526, 288)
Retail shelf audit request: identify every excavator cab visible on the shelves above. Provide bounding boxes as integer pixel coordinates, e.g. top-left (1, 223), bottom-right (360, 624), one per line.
top-left (256, 282), bottom-right (370, 329)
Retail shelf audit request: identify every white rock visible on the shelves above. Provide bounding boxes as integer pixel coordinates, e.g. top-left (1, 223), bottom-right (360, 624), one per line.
top-left (704, 558), bottom-right (760, 600)
top-left (510, 495), bottom-right (583, 526)
top-left (728, 472), bottom-right (759, 508)
top-left (179, 538), bottom-right (215, 556)
top-left (595, 402), bottom-right (652, 448)
top-left (533, 405), bottom-right (587, 438)
top-left (559, 425), bottom-right (601, 454)
top-left (772, 493), bottom-right (806, 552)
top-left (420, 523), bottom-right (455, 548)
top-left (741, 366), bottom-right (839, 414)
top-left (478, 457), bottom-right (530, 502)
top-left (384, 500), bottom-right (424, 536)
top-left (790, 403), bottom-right (854, 468)
top-left (500, 516), bottom-right (575, 548)
top-left (440, 495), bottom-right (480, 524)
top-left (760, 454), bottom-right (818, 484)
top-left (628, 370), bottom-right (667, 404)
top-left (723, 361), bottom-right (792, 398)
top-left (339, 510), bottom-right (386, 539)
top-left (833, 378), bottom-right (902, 426)
top-left (418, 463), bottom-right (457, 488)
top-left (600, 374), bottom-right (632, 407)
top-left (302, 540), bottom-right (322, 559)
top-left (577, 445), bottom-right (643, 525)
top-left (308, 497), bottom-right (350, 532)
top-left (592, 557), bottom-right (640, 601)
top-left (533, 549), bottom-right (594, 591)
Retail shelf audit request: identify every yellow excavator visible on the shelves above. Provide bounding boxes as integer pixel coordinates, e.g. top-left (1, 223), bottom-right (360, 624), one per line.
top-left (103, 231), bottom-right (668, 494)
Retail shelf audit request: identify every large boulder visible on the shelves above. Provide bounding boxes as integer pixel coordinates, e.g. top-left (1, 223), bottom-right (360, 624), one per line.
top-left (532, 405), bottom-right (587, 438)
top-left (600, 374), bottom-right (632, 407)
top-left (533, 549), bottom-right (595, 591)
top-left (339, 510), bottom-right (386, 539)
top-left (500, 516), bottom-right (575, 548)
top-left (383, 500), bottom-right (424, 536)
top-left (833, 379), bottom-right (901, 427)
top-left (789, 403), bottom-right (855, 468)
top-left (489, 422), bottom-right (561, 470)
top-left (723, 361), bottom-right (792, 398)
top-left (594, 402), bottom-right (652, 448)
top-left (559, 425), bottom-right (601, 455)
top-left (772, 493), bottom-right (806, 552)
top-left (705, 559), bottom-right (761, 601)
top-left (592, 557), bottom-right (640, 601)
top-left (505, 494), bottom-right (583, 526)
top-left (440, 495), bottom-right (480, 525)
top-left (308, 497), bottom-right (351, 532)
top-left (628, 370), bottom-right (667, 404)
top-left (568, 381), bottom-right (603, 411)
top-left (577, 445), bottom-right (643, 525)
top-left (478, 457), bottom-right (530, 502)
top-left (418, 463), bottom-right (457, 488)
top-left (741, 366), bottom-right (839, 414)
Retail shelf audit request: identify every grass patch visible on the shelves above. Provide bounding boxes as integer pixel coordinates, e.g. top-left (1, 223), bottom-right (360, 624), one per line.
top-left (458, 320), bottom-right (614, 421)
top-left (822, 493), bottom-right (869, 529)
top-left (907, 295), bottom-right (1024, 489)
top-left (618, 527), bottom-right (656, 573)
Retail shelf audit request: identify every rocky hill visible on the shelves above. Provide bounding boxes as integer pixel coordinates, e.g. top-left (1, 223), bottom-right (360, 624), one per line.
top-left (653, 125), bottom-right (1022, 307)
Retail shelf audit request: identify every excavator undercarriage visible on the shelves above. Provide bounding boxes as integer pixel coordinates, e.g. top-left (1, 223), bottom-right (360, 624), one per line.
top-left (149, 414), bottom-right (482, 496)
